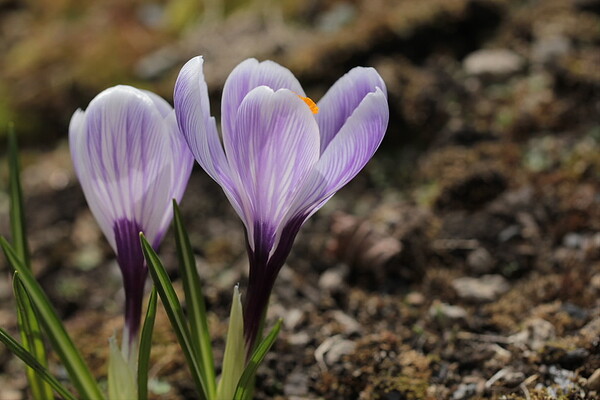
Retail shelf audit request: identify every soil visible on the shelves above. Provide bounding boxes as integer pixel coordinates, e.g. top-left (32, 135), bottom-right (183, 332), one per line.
top-left (0, 0), bottom-right (599, 399)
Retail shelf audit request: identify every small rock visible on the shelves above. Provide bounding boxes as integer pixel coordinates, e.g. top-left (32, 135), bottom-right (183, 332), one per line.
top-left (532, 35), bottom-right (570, 65)
top-left (325, 339), bottom-right (356, 365)
top-left (330, 310), bottom-right (361, 335)
top-left (563, 232), bottom-right (585, 249)
top-left (429, 302), bottom-right (468, 325)
top-left (463, 49), bottom-right (524, 76)
top-left (284, 371), bottom-right (309, 396)
top-left (288, 331), bottom-right (310, 346)
top-left (586, 368), bottom-right (600, 391)
top-left (452, 275), bottom-right (510, 303)
top-left (315, 335), bottom-right (356, 368)
top-left (318, 264), bottom-right (348, 292)
top-left (406, 291), bottom-right (425, 306)
top-left (466, 247), bottom-right (495, 274)
top-left (510, 318), bottom-right (556, 351)
top-left (284, 308), bottom-right (305, 330)
top-left (452, 383), bottom-right (477, 400)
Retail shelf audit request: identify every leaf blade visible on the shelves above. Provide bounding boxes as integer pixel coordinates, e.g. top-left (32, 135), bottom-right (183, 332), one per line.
top-left (137, 287), bottom-right (158, 400)
top-left (7, 123), bottom-right (30, 266)
top-left (0, 327), bottom-right (77, 400)
top-left (140, 233), bottom-right (209, 400)
top-left (233, 319), bottom-right (282, 400)
top-left (14, 275), bottom-right (54, 400)
top-left (0, 238), bottom-right (104, 400)
top-left (173, 200), bottom-right (216, 398)
top-left (216, 285), bottom-right (245, 400)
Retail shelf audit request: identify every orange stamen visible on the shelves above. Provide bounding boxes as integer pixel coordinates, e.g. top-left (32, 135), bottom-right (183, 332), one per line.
top-left (297, 95), bottom-right (319, 114)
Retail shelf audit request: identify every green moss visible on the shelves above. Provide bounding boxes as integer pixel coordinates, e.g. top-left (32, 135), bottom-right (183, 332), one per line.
top-left (372, 374), bottom-right (428, 400)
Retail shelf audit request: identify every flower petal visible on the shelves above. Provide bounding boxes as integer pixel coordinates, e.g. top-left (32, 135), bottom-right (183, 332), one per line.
top-left (316, 67), bottom-right (387, 152)
top-left (287, 87), bottom-right (389, 223)
top-left (224, 86), bottom-right (320, 248)
top-left (155, 110), bottom-right (194, 245)
top-left (221, 58), bottom-right (305, 146)
top-left (174, 56), bottom-right (239, 201)
top-left (70, 85), bottom-right (173, 250)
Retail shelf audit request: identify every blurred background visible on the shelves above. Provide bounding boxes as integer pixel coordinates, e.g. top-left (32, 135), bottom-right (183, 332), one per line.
top-left (1, 0), bottom-right (600, 399)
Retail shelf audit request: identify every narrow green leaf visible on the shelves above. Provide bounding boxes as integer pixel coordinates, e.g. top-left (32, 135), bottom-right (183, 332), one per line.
top-left (14, 275), bottom-right (54, 400)
top-left (0, 238), bottom-right (104, 400)
top-left (173, 200), bottom-right (216, 398)
top-left (0, 327), bottom-right (77, 400)
top-left (140, 233), bottom-right (209, 400)
top-left (233, 319), bottom-right (282, 400)
top-left (217, 285), bottom-right (245, 400)
top-left (8, 123), bottom-right (55, 400)
top-left (107, 336), bottom-right (136, 400)
top-left (7, 123), bottom-right (30, 267)
top-left (137, 287), bottom-right (158, 400)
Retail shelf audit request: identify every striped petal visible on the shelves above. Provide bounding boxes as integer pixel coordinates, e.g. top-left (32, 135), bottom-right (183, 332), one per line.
top-left (221, 58), bottom-right (305, 148)
top-left (174, 56), bottom-right (241, 210)
top-left (141, 89), bottom-right (194, 244)
top-left (286, 87), bottom-right (389, 224)
top-left (69, 85), bottom-right (173, 250)
top-left (224, 86), bottom-right (320, 249)
top-left (316, 67), bottom-right (387, 153)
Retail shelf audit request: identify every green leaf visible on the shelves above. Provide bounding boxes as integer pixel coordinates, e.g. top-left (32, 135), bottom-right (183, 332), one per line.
top-left (172, 200), bottom-right (216, 398)
top-left (233, 319), bottom-right (282, 400)
top-left (14, 275), bottom-right (54, 400)
top-left (0, 238), bottom-right (104, 400)
top-left (7, 123), bottom-right (54, 400)
top-left (139, 233), bottom-right (209, 400)
top-left (107, 336), bottom-right (137, 400)
top-left (0, 327), bottom-right (77, 400)
top-left (7, 123), bottom-right (30, 266)
top-left (137, 287), bottom-right (157, 400)
top-left (217, 285), bottom-right (245, 400)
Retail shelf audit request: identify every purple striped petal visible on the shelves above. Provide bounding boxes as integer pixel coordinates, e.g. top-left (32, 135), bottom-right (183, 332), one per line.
top-left (316, 67), bottom-right (387, 153)
top-left (221, 59), bottom-right (305, 147)
top-left (69, 85), bottom-right (173, 250)
top-left (224, 86), bottom-right (320, 249)
top-left (140, 89), bottom-right (194, 243)
top-left (174, 57), bottom-right (243, 217)
top-left (286, 87), bottom-right (389, 224)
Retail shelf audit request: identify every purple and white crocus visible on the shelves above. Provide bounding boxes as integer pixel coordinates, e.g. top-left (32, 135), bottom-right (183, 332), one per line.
top-left (69, 85), bottom-right (193, 359)
top-left (174, 56), bottom-right (388, 350)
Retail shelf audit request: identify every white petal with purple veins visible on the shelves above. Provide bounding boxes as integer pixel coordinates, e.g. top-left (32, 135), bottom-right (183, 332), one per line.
top-left (286, 87), bottom-right (389, 223)
top-left (316, 67), bottom-right (387, 153)
top-left (174, 56), bottom-right (242, 216)
top-left (225, 86), bottom-right (320, 247)
top-left (221, 59), bottom-right (305, 145)
top-left (71, 86), bottom-right (174, 249)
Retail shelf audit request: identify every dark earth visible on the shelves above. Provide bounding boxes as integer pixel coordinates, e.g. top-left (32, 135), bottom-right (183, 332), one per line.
top-left (0, 0), bottom-right (599, 399)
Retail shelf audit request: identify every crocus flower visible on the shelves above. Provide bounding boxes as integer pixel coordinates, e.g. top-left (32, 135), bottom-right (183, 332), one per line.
top-left (69, 85), bottom-right (193, 358)
top-left (174, 57), bottom-right (388, 350)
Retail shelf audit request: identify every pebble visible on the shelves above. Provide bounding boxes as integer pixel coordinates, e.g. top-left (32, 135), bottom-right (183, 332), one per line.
top-left (315, 335), bottom-right (356, 368)
top-left (318, 264), bottom-right (348, 292)
top-left (466, 247), bottom-right (495, 274)
top-left (406, 291), bottom-right (425, 306)
top-left (452, 275), bottom-right (510, 303)
top-left (509, 318), bottom-right (556, 351)
top-left (452, 383), bottom-right (478, 400)
top-left (532, 35), bottom-right (570, 65)
top-left (284, 371), bottom-right (309, 396)
top-left (586, 368), bottom-right (600, 391)
top-left (463, 49), bottom-right (524, 76)
top-left (330, 310), bottom-right (361, 335)
top-left (429, 302), bottom-right (468, 325)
